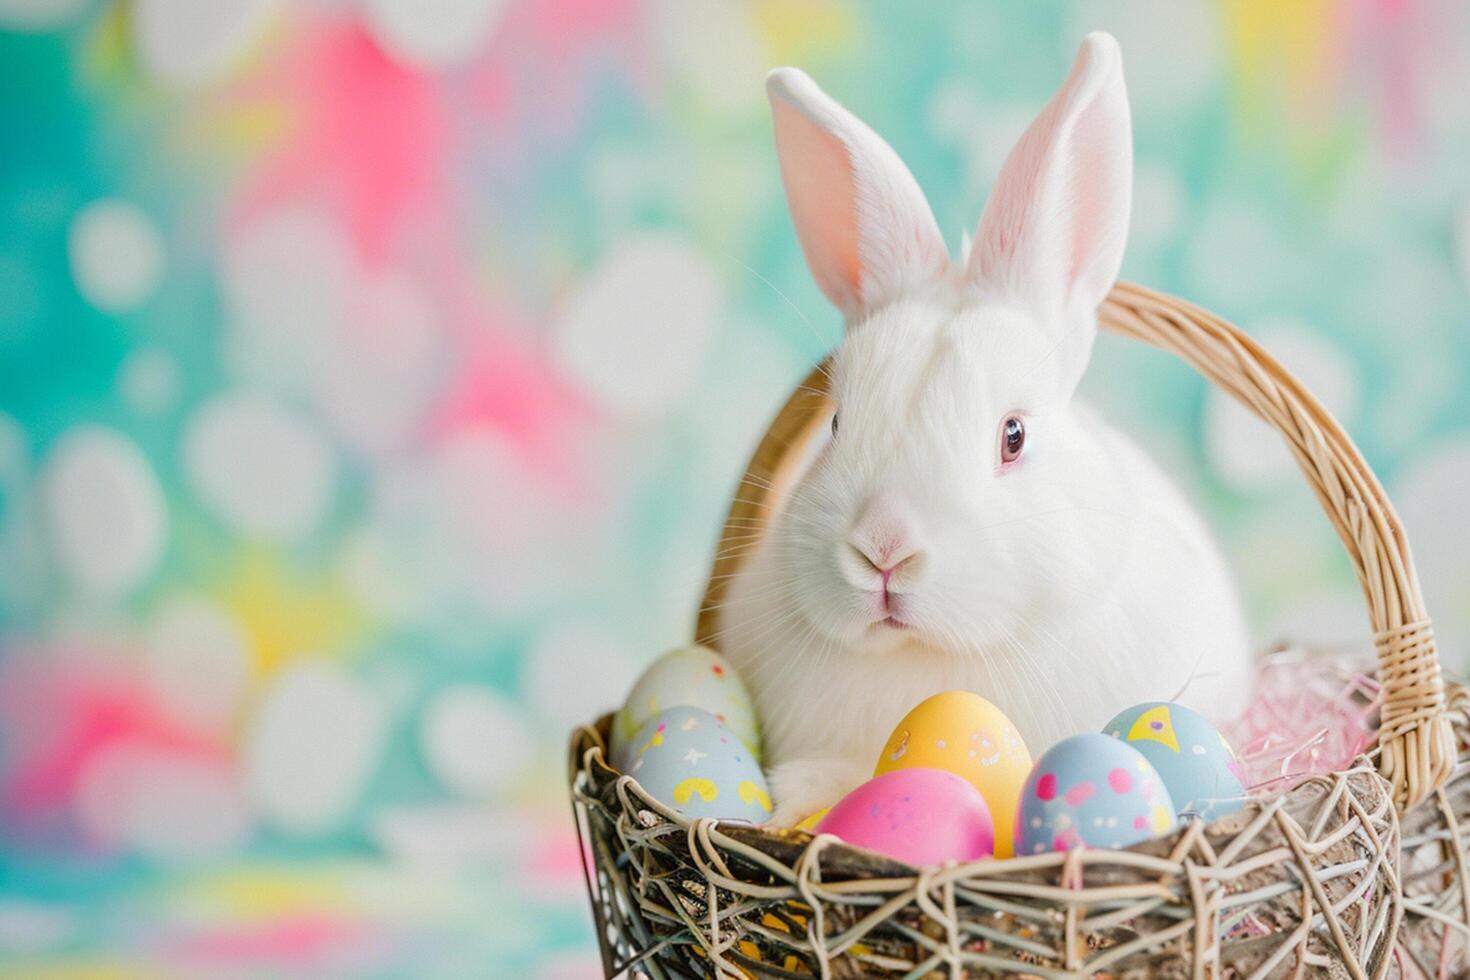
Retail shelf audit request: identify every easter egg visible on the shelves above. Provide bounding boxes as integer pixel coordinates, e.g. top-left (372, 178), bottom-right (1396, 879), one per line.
top-left (873, 691), bottom-right (1031, 857)
top-left (794, 807), bottom-right (830, 832)
top-left (1104, 702), bottom-right (1246, 819)
top-left (621, 706), bottom-right (772, 823)
top-left (816, 768), bottom-right (994, 866)
top-left (1016, 734), bottom-right (1177, 855)
top-left (610, 644), bottom-right (759, 767)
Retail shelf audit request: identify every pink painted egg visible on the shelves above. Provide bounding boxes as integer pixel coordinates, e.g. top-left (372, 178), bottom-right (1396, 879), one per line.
top-left (815, 768), bottom-right (994, 866)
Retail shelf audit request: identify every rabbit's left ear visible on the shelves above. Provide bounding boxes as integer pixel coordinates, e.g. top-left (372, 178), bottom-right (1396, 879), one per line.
top-left (967, 33), bottom-right (1132, 321)
top-left (768, 67), bottom-right (948, 320)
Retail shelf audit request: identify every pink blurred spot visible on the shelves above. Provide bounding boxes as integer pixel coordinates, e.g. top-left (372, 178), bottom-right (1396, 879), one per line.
top-left (417, 260), bottom-right (596, 488)
top-left (1035, 773), bottom-right (1056, 802)
top-left (237, 18), bottom-right (446, 266)
top-left (429, 332), bottom-right (588, 481)
top-left (1133, 816), bottom-right (1148, 830)
top-left (1139, 778), bottom-right (1156, 801)
top-left (1052, 829), bottom-right (1081, 852)
top-left (531, 827), bottom-right (584, 883)
top-left (1107, 768), bottom-right (1133, 795)
top-left (1, 658), bottom-right (228, 819)
top-left (1361, 0), bottom-right (1424, 155)
top-left (1063, 782), bottom-right (1096, 807)
top-left (537, 955), bottom-right (607, 980)
top-left (171, 915), bottom-right (363, 966)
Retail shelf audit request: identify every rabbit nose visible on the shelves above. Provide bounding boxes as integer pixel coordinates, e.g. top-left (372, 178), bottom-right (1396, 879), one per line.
top-left (847, 495), bottom-right (924, 587)
top-left (849, 538), bottom-right (919, 579)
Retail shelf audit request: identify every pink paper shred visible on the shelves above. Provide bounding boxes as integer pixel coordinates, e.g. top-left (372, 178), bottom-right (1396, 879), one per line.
top-left (1217, 649), bottom-right (1384, 942)
top-left (1223, 647), bottom-right (1383, 799)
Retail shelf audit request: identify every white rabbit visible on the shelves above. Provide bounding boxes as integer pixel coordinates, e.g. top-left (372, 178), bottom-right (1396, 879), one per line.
top-left (718, 33), bottom-right (1253, 827)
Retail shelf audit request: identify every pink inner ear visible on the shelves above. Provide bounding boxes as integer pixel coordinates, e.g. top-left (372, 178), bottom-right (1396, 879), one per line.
top-left (771, 99), bottom-right (863, 308)
top-left (1066, 98), bottom-right (1117, 301)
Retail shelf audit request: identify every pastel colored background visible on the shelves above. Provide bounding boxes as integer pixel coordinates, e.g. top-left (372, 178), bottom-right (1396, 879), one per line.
top-left (0, 1), bottom-right (1467, 975)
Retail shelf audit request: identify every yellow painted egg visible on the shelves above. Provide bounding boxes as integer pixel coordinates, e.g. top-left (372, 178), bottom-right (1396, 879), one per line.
top-left (873, 691), bottom-right (1031, 857)
top-left (794, 807), bottom-right (830, 832)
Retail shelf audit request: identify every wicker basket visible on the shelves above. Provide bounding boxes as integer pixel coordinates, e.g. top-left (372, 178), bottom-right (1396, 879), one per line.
top-left (569, 282), bottom-right (1468, 978)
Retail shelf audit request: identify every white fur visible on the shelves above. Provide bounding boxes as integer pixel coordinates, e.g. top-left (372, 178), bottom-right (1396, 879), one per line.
top-left (724, 34), bottom-right (1253, 826)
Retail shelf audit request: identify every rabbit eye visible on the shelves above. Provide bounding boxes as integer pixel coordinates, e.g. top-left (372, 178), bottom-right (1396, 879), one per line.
top-left (1000, 415), bottom-right (1025, 464)
top-left (831, 412), bottom-right (839, 438)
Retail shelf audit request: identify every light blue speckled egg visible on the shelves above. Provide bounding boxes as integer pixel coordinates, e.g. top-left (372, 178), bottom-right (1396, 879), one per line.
top-left (610, 645), bottom-right (759, 767)
top-left (622, 706), bottom-right (771, 823)
top-left (1016, 735), bottom-right (1176, 855)
top-left (1104, 702), bottom-right (1246, 820)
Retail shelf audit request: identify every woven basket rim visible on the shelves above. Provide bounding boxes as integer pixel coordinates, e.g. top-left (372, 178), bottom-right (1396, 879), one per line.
top-left (568, 705), bottom-right (1410, 976)
top-left (566, 287), bottom-right (1461, 980)
top-left (693, 280), bottom-right (1452, 814)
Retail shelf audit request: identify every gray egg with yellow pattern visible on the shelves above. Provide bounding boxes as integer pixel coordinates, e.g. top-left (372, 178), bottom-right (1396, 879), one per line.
top-left (621, 705), bottom-right (771, 823)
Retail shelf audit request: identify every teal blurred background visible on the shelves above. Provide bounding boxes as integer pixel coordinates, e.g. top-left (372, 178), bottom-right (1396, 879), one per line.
top-left (0, 1), bottom-right (1467, 975)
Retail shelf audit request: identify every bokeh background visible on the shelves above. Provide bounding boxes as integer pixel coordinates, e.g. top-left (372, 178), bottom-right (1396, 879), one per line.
top-left (1, 0), bottom-right (1468, 975)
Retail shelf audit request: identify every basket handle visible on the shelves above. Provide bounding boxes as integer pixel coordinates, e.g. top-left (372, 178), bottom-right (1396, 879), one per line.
top-left (696, 281), bottom-right (1453, 812)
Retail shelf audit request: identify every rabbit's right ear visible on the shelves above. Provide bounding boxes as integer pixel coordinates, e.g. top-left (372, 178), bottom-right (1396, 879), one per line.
top-left (767, 68), bottom-right (948, 320)
top-left (966, 33), bottom-right (1132, 321)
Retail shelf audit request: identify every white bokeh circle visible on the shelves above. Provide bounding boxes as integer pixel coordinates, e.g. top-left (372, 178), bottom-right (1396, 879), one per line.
top-left (73, 741), bottom-right (140, 849)
top-left (522, 623), bottom-right (639, 737)
top-left (420, 686), bottom-right (530, 797)
top-left (124, 753), bottom-right (251, 861)
top-left (313, 270), bottom-right (440, 456)
top-left (0, 0), bottom-right (88, 29)
top-left (74, 741), bottom-right (250, 861)
top-left (1456, 205), bottom-right (1470, 295)
top-left (363, 0), bottom-right (508, 70)
top-left (553, 234), bottom-right (721, 416)
top-left (0, 411), bottom-right (26, 482)
top-left (368, 803), bottom-right (524, 867)
top-left (1264, 590), bottom-right (1372, 654)
top-left (1068, 0), bottom-right (1222, 116)
top-left (143, 595), bottom-right (250, 733)
top-left (131, 0), bottom-right (282, 87)
top-left (222, 206), bottom-right (351, 390)
top-left (1203, 320), bottom-right (1360, 490)
top-left (1392, 439), bottom-right (1470, 665)
top-left (1131, 162), bottom-right (1186, 250)
top-left (183, 392), bottom-right (337, 540)
top-left (224, 208), bottom-right (441, 456)
top-left (0, 899), bottom-right (75, 956)
top-left (41, 426), bottom-right (168, 596)
top-left (336, 526), bottom-right (423, 624)
top-left (923, 81), bottom-right (1033, 200)
top-left (244, 661), bottom-right (387, 835)
top-left (67, 199), bottom-right (165, 314)
top-left (117, 348), bottom-right (180, 415)
top-left (645, 0), bottom-right (763, 115)
top-left (1184, 201), bottom-right (1292, 309)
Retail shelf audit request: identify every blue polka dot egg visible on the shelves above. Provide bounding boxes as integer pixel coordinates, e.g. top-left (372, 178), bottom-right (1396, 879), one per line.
top-left (1104, 702), bottom-right (1247, 820)
top-left (1017, 734), bottom-right (1176, 854)
top-left (620, 705), bottom-right (772, 823)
